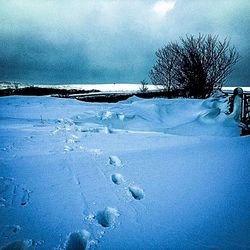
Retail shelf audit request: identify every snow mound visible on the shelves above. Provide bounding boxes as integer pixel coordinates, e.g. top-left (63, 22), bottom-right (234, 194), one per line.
top-left (120, 95), bottom-right (143, 104)
top-left (5, 94), bottom-right (239, 137)
top-left (193, 91), bottom-right (241, 135)
top-left (202, 90), bottom-right (229, 113)
top-left (96, 207), bottom-right (119, 228)
top-left (77, 94), bottom-right (239, 136)
top-left (65, 230), bottom-right (90, 250)
top-left (199, 107), bottom-right (221, 120)
top-left (228, 95), bottom-right (242, 121)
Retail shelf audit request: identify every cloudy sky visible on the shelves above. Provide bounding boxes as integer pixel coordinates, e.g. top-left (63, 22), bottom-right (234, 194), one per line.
top-left (0, 0), bottom-right (249, 86)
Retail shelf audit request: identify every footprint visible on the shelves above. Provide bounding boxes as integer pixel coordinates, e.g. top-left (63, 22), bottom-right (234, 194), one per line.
top-left (1, 239), bottom-right (35, 250)
top-left (1, 225), bottom-right (21, 239)
top-left (0, 177), bottom-right (14, 207)
top-left (20, 188), bottom-right (31, 206)
top-left (111, 173), bottom-right (124, 185)
top-left (128, 186), bottom-right (145, 200)
top-left (0, 177), bottom-right (31, 207)
top-left (65, 230), bottom-right (90, 250)
top-left (96, 207), bottom-right (119, 228)
top-left (108, 156), bottom-right (122, 167)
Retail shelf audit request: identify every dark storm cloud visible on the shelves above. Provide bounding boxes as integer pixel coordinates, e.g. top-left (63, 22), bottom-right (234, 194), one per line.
top-left (0, 0), bottom-right (249, 86)
top-left (0, 33), bottom-right (91, 82)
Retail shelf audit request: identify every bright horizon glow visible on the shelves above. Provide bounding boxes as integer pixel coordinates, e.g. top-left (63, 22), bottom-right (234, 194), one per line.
top-left (153, 1), bottom-right (176, 16)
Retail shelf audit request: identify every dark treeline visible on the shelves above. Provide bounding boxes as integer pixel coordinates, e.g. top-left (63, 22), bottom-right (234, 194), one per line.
top-left (0, 86), bottom-right (214, 102)
top-left (0, 86), bottom-right (99, 97)
top-left (75, 89), bottom-right (189, 103)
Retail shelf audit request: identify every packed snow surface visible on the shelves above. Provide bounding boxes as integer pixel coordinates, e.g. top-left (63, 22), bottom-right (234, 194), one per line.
top-left (0, 95), bottom-right (249, 249)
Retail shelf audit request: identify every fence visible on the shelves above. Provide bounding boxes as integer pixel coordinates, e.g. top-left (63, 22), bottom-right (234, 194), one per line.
top-left (241, 93), bottom-right (250, 135)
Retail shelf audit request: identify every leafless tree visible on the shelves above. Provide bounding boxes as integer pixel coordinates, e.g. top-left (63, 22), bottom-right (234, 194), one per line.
top-left (139, 79), bottom-right (148, 93)
top-left (149, 34), bottom-right (239, 98)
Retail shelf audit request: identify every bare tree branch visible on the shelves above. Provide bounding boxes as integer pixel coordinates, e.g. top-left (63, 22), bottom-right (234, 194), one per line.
top-left (149, 34), bottom-right (239, 98)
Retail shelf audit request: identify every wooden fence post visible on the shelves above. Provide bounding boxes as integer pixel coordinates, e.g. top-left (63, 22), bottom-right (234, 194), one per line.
top-left (229, 88), bottom-right (243, 122)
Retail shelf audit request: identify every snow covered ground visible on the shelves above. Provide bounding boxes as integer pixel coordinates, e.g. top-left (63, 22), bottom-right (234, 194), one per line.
top-left (0, 94), bottom-right (249, 249)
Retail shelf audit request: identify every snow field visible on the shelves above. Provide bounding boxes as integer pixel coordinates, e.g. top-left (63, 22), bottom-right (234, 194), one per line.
top-left (0, 97), bottom-right (147, 249)
top-left (0, 94), bottom-right (249, 249)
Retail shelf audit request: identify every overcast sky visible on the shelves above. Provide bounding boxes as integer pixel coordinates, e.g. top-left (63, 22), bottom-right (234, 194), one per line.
top-left (0, 0), bottom-right (249, 86)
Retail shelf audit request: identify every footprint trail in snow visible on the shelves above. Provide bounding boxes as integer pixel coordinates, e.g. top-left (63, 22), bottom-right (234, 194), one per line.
top-left (108, 156), bottom-right (145, 200)
top-left (53, 119), bottom-right (145, 249)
